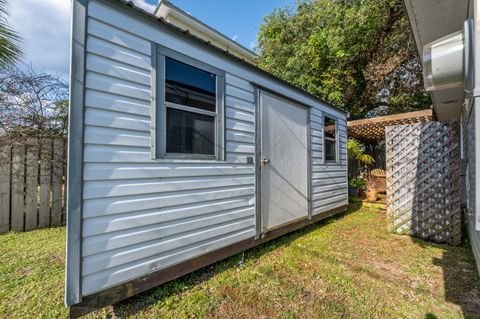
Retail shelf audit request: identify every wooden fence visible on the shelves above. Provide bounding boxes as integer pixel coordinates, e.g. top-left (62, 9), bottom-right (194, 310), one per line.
top-left (386, 121), bottom-right (461, 245)
top-left (0, 136), bottom-right (67, 234)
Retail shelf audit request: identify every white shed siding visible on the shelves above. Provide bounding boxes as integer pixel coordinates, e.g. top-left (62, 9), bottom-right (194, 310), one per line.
top-left (310, 107), bottom-right (348, 215)
top-left (81, 3), bottom-right (256, 296)
top-left (225, 74), bottom-right (256, 164)
top-left (75, 0), bottom-right (347, 299)
top-left (87, 1), bottom-right (344, 119)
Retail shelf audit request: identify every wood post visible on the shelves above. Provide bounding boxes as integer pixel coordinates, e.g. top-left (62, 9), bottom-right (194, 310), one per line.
top-left (25, 138), bottom-right (39, 231)
top-left (0, 137), bottom-right (11, 233)
top-left (11, 140), bottom-right (25, 232)
top-left (39, 138), bottom-right (52, 228)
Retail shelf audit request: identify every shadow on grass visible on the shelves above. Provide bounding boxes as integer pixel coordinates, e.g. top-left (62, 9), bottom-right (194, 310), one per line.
top-left (416, 235), bottom-right (480, 318)
top-left (390, 123), bottom-right (480, 318)
top-left (403, 231), bottom-right (480, 318)
top-left (111, 201), bottom-right (363, 318)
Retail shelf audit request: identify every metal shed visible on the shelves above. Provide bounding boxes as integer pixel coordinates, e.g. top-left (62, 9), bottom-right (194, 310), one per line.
top-left (66, 0), bottom-right (348, 316)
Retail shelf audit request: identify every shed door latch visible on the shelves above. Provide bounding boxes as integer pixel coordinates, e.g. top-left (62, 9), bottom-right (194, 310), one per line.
top-left (262, 158), bottom-right (270, 165)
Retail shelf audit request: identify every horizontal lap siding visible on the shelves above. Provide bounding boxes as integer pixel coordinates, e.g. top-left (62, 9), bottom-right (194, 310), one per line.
top-left (82, 4), bottom-right (255, 296)
top-left (225, 74), bottom-right (255, 164)
top-left (310, 107), bottom-right (348, 215)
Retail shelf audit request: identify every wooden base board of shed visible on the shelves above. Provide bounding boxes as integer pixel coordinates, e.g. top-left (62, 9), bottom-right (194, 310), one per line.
top-left (69, 205), bottom-right (347, 318)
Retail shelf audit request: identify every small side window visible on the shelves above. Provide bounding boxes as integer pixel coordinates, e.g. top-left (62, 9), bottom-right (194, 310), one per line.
top-left (324, 116), bottom-right (337, 163)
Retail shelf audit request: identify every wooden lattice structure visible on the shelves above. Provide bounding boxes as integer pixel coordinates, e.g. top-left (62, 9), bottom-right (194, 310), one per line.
top-left (348, 109), bottom-right (433, 141)
top-left (386, 121), bottom-right (461, 245)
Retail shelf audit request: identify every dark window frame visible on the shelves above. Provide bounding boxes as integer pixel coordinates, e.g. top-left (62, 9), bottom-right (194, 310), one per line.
top-left (323, 115), bottom-right (338, 164)
top-left (155, 45), bottom-right (225, 160)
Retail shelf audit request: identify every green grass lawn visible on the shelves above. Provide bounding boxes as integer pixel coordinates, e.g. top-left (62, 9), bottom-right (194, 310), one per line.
top-left (1, 202), bottom-right (480, 318)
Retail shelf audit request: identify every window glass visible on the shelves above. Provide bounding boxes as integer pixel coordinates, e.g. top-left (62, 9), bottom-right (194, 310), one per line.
top-left (324, 116), bottom-right (337, 162)
top-left (166, 108), bottom-right (215, 155)
top-left (165, 57), bottom-right (216, 112)
top-left (324, 117), bottom-right (336, 139)
top-left (325, 139), bottom-right (337, 162)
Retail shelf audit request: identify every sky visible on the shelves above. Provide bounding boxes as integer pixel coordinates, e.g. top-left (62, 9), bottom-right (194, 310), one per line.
top-left (7, 0), bottom-right (296, 79)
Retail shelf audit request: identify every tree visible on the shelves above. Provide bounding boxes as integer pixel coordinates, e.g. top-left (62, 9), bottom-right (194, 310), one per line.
top-left (0, 0), bottom-right (21, 68)
top-left (0, 65), bottom-right (68, 136)
top-left (257, 0), bottom-right (431, 118)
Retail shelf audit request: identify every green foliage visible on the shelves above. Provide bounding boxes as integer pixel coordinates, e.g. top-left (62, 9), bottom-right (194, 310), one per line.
top-left (257, 0), bottom-right (431, 118)
top-left (348, 177), bottom-right (365, 189)
top-left (347, 138), bottom-right (375, 166)
top-left (0, 0), bottom-right (21, 68)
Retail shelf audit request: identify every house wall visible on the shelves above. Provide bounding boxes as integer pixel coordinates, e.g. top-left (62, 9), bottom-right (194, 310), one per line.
top-left (463, 100), bottom-right (480, 274)
top-left (462, 0), bottom-right (480, 276)
top-left (68, 0), bottom-right (347, 304)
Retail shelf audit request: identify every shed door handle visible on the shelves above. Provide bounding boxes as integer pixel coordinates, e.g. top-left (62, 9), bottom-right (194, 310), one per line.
top-left (262, 158), bottom-right (270, 165)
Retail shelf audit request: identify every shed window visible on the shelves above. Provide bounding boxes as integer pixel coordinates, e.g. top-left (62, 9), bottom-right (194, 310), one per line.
top-left (166, 108), bottom-right (215, 155)
top-left (324, 116), bottom-right (337, 163)
top-left (156, 48), bottom-right (225, 160)
top-left (165, 58), bottom-right (216, 112)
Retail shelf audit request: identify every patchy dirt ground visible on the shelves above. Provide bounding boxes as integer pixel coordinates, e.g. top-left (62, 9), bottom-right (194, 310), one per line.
top-left (1, 202), bottom-right (479, 318)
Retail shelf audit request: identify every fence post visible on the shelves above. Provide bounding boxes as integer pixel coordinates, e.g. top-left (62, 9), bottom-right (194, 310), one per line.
top-left (51, 138), bottom-right (64, 227)
top-left (25, 138), bottom-right (39, 231)
top-left (11, 138), bottom-right (26, 232)
top-left (39, 138), bottom-right (52, 228)
top-left (0, 137), bottom-right (11, 233)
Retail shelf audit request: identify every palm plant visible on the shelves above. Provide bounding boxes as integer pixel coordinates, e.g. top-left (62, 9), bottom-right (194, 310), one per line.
top-left (0, 0), bottom-right (21, 68)
top-left (347, 138), bottom-right (375, 166)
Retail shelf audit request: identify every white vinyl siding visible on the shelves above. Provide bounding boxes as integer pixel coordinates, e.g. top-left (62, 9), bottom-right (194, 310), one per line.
top-left (310, 107), bottom-right (348, 215)
top-left (76, 0), bottom-right (347, 299)
top-left (82, 2), bottom-right (256, 296)
top-left (225, 74), bottom-right (255, 164)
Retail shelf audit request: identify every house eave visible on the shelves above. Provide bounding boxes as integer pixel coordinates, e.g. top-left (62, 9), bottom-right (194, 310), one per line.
top-left (154, 0), bottom-right (258, 63)
top-left (403, 0), bottom-right (469, 120)
top-left (404, 0), bottom-right (469, 62)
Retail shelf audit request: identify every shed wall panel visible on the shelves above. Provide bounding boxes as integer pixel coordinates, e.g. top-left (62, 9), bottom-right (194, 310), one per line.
top-left (309, 107), bottom-right (348, 215)
top-left (87, 0), bottom-right (345, 118)
top-left (76, 0), bottom-right (347, 299)
top-left (82, 2), bottom-right (256, 296)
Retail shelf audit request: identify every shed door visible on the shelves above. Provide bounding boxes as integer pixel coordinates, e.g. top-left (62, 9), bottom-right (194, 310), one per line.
top-left (260, 91), bottom-right (309, 232)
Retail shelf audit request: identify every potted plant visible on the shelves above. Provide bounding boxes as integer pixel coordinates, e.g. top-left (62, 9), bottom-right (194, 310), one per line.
top-left (348, 177), bottom-right (365, 197)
